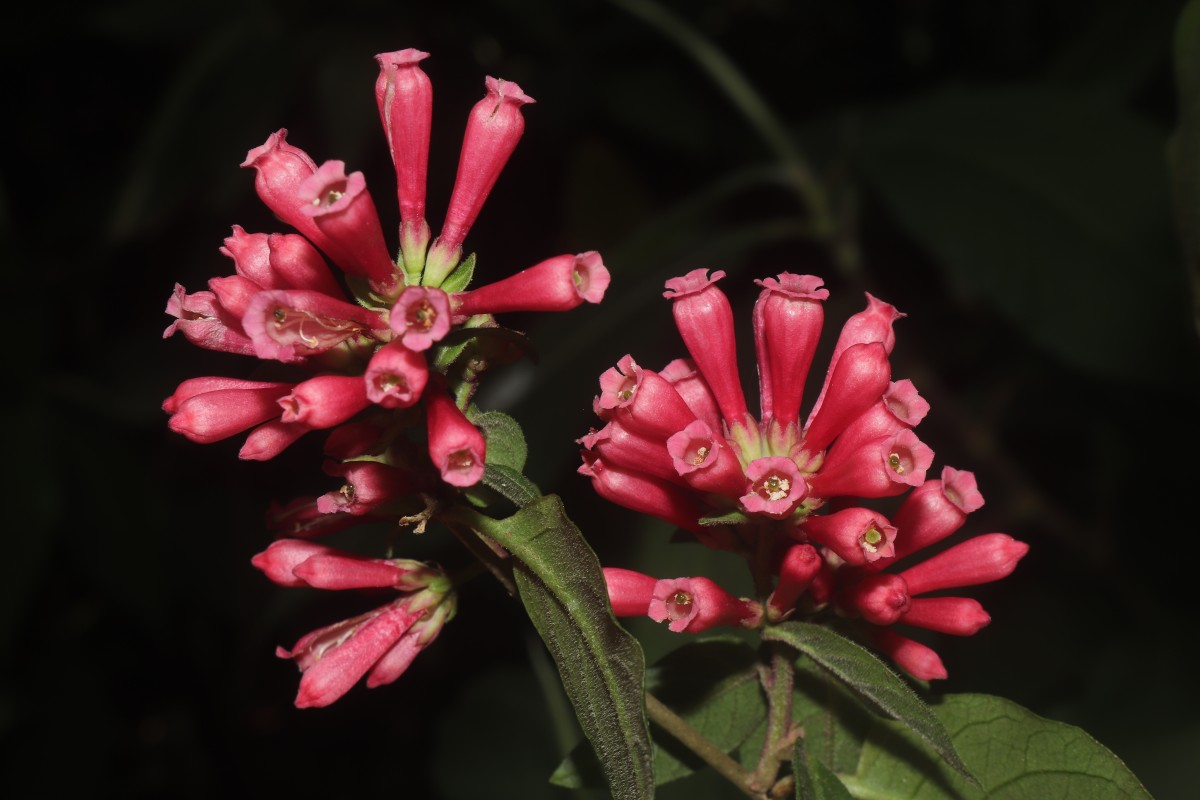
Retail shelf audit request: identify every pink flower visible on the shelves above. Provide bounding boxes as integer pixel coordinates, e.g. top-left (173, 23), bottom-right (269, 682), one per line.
top-left (297, 160), bottom-right (399, 292)
top-left (277, 375), bottom-right (371, 430)
top-left (425, 389), bottom-right (486, 487)
top-left (426, 77), bottom-right (535, 286)
top-left (663, 269), bottom-right (748, 428)
top-left (602, 567), bottom-right (658, 616)
top-left (647, 577), bottom-right (760, 633)
top-left (375, 49), bottom-right (434, 278)
top-left (164, 378), bottom-right (292, 444)
top-left (220, 225), bottom-right (343, 296)
top-left (581, 271), bottom-right (1026, 678)
top-left (252, 540), bottom-right (440, 591)
top-left (583, 273), bottom-right (918, 527)
top-left (374, 50), bottom-right (432, 223)
top-left (316, 461), bottom-right (414, 516)
top-left (165, 46), bottom-right (612, 706)
top-left (753, 273), bottom-right (828, 424)
top-left (364, 342), bottom-right (429, 408)
top-left (163, 283), bottom-right (255, 356)
top-left (741, 457), bottom-right (808, 519)
top-left (276, 585), bottom-right (454, 708)
top-left (768, 544), bottom-right (822, 618)
top-left (799, 507), bottom-right (897, 565)
top-left (826, 469), bottom-right (1029, 679)
top-left (452, 252), bottom-right (611, 317)
top-left (389, 287), bottom-right (452, 352)
top-left (242, 290), bottom-right (385, 363)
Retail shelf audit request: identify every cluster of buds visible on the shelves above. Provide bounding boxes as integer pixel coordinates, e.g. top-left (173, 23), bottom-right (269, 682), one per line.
top-left (163, 49), bottom-right (608, 705)
top-left (254, 541), bottom-right (455, 707)
top-left (584, 270), bottom-right (1027, 678)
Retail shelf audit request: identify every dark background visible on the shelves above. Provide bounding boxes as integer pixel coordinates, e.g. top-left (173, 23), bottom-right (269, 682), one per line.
top-left (5, 0), bottom-right (1198, 797)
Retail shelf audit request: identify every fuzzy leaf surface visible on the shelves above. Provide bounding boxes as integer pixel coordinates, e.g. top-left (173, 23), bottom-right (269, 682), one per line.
top-left (553, 638), bottom-right (765, 788)
top-left (468, 408), bottom-right (528, 472)
top-left (845, 693), bottom-right (1153, 799)
top-left (763, 622), bottom-right (971, 782)
top-left (473, 495), bottom-right (653, 800)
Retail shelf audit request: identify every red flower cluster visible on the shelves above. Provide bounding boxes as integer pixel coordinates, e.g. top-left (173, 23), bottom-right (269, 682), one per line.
top-left (585, 270), bottom-right (1027, 679)
top-left (163, 49), bottom-right (608, 705)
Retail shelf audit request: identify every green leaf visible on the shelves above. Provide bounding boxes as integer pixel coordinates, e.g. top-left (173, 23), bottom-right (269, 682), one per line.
top-left (1169, 0), bottom-right (1200, 337)
top-left (471, 495), bottom-right (654, 800)
top-left (845, 694), bottom-right (1153, 799)
top-left (554, 639), bottom-right (766, 789)
top-left (439, 251), bottom-right (476, 294)
top-left (468, 408), bottom-right (528, 472)
top-left (793, 736), bottom-right (854, 800)
top-left (481, 463), bottom-right (542, 508)
top-left (792, 656), bottom-right (876, 776)
top-left (762, 622), bottom-right (972, 783)
top-left (857, 85), bottom-right (1185, 379)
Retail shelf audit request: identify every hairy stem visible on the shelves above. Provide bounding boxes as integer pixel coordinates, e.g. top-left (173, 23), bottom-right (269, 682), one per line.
top-left (645, 691), bottom-right (765, 799)
top-left (754, 644), bottom-right (797, 788)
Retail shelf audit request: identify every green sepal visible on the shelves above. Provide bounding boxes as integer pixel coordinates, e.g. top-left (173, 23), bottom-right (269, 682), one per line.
top-left (762, 622), bottom-right (974, 784)
top-left (439, 251), bottom-right (476, 294)
top-left (698, 509), bottom-right (751, 526)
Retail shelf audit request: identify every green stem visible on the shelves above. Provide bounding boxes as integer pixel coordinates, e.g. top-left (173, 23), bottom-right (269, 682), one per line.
top-left (443, 518), bottom-right (517, 596)
top-left (754, 644), bottom-right (797, 788)
top-left (645, 692), bottom-right (766, 800)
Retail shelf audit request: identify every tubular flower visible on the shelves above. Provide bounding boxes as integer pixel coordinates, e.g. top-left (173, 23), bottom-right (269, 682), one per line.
top-left (581, 272), bottom-right (917, 528)
top-left (821, 468), bottom-right (1029, 679)
top-left (163, 47), bottom-right (609, 706)
top-left (262, 551), bottom-right (456, 708)
top-left (603, 569), bottom-right (760, 633)
top-left (581, 272), bottom-right (1026, 678)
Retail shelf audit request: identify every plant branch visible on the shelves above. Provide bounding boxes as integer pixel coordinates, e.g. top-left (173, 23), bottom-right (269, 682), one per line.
top-left (754, 643), bottom-right (797, 788)
top-left (645, 691), bottom-right (766, 800)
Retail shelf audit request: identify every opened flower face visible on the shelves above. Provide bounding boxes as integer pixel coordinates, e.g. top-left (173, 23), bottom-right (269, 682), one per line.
top-left (163, 48), bottom-right (609, 707)
top-left (585, 270), bottom-right (1025, 679)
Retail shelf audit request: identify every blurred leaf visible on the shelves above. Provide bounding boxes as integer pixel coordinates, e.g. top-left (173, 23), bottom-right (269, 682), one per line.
top-left (793, 735), bottom-right (854, 800)
top-left (845, 694), bottom-right (1153, 799)
top-left (858, 85), bottom-right (1185, 379)
top-left (554, 638), bottom-right (766, 788)
top-left (472, 495), bottom-right (654, 800)
top-left (763, 622), bottom-right (971, 783)
top-left (469, 408), bottom-right (528, 472)
top-left (1169, 0), bottom-right (1200, 338)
